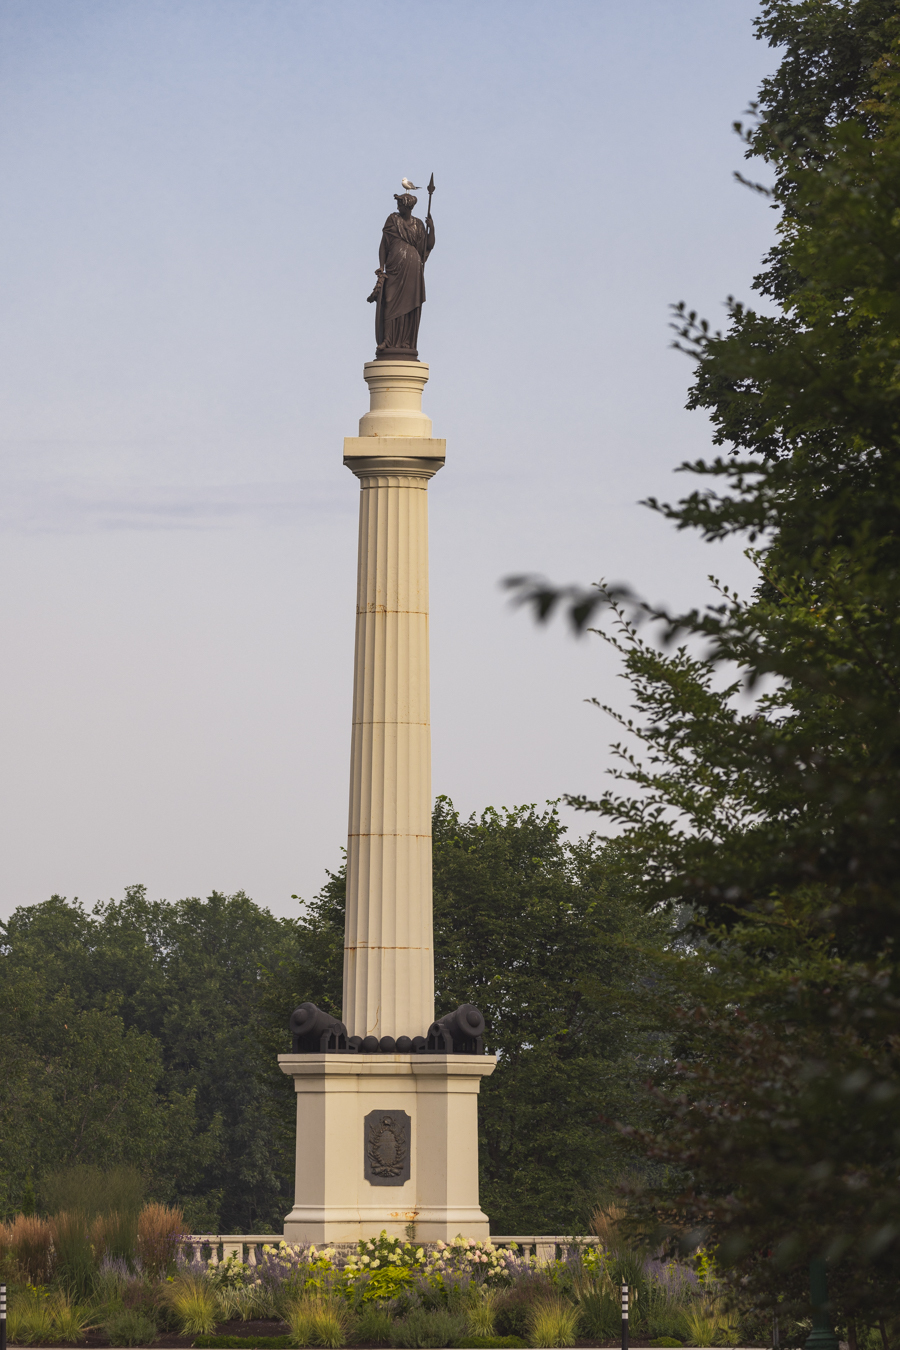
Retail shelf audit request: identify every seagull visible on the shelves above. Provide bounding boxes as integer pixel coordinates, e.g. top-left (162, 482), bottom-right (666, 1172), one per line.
top-left (401, 178), bottom-right (422, 191)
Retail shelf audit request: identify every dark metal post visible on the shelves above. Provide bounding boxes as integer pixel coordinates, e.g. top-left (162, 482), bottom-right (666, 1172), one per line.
top-left (1, 1282), bottom-right (7, 1350)
top-left (621, 1283), bottom-right (629, 1350)
top-left (804, 1258), bottom-right (839, 1350)
top-left (424, 173), bottom-right (435, 267)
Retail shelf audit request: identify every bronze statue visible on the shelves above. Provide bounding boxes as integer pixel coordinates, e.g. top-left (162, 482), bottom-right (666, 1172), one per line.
top-left (368, 178), bottom-right (435, 361)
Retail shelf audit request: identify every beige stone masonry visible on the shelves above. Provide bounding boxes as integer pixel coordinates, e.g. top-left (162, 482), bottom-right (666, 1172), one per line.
top-left (279, 1052), bottom-right (495, 1243)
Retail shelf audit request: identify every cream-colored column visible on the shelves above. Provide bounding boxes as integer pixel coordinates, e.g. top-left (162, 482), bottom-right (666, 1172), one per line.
top-left (342, 362), bottom-right (446, 1041)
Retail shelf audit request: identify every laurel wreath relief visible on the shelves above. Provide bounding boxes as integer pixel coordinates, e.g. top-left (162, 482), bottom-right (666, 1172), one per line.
top-left (366, 1113), bottom-right (408, 1178)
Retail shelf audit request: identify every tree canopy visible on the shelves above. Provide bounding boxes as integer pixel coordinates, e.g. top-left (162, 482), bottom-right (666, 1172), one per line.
top-left (1, 802), bottom-right (670, 1235)
top-left (511, 0), bottom-right (900, 1331)
top-left (0, 889), bottom-right (300, 1231)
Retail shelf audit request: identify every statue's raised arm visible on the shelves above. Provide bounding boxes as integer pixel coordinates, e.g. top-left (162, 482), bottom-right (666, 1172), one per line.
top-left (367, 181), bottom-right (435, 361)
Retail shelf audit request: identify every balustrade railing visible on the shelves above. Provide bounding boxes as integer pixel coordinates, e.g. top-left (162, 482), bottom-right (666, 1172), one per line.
top-left (183, 1235), bottom-right (601, 1268)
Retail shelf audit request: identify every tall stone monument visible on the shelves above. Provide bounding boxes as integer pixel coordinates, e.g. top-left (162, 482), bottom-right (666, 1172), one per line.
top-left (279, 182), bottom-right (495, 1244)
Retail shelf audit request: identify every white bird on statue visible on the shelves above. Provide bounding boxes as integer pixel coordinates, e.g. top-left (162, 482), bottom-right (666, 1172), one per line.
top-left (401, 178), bottom-right (422, 191)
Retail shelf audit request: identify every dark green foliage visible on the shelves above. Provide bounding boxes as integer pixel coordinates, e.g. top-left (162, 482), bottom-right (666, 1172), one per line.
top-left (432, 799), bottom-right (672, 1233)
top-left (747, 0), bottom-right (900, 306)
top-left (0, 949), bottom-right (218, 1221)
top-left (42, 1164), bottom-right (144, 1218)
top-left (389, 1307), bottom-right (468, 1348)
top-left (2, 831), bottom-right (667, 1235)
top-left (104, 1307), bottom-right (159, 1347)
top-left (0, 888), bottom-right (304, 1230)
top-left (353, 1306), bottom-right (395, 1344)
top-left (752, 0), bottom-right (900, 151)
top-left (20, 1172), bottom-right (35, 1217)
top-left (509, 0), bottom-right (900, 1334)
top-left (495, 1283), bottom-right (551, 1340)
top-left (289, 869), bottom-right (346, 1019)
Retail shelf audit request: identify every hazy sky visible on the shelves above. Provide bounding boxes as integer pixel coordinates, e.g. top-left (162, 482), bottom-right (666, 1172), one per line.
top-left (0, 0), bottom-right (779, 922)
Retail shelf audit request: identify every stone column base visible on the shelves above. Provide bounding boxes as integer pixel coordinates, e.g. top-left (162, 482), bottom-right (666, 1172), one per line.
top-left (278, 1053), bottom-right (496, 1244)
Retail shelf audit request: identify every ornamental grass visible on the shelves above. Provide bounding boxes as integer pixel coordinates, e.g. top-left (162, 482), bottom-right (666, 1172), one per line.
top-left (46, 1292), bottom-right (93, 1345)
top-left (90, 1207), bottom-right (140, 1267)
top-left (165, 1271), bottom-right (219, 1336)
top-left (3, 1290), bottom-right (92, 1344)
top-left (217, 1282), bottom-right (266, 1322)
top-left (311, 1303), bottom-right (351, 1349)
top-left (466, 1286), bottom-right (501, 1338)
top-left (681, 1295), bottom-right (739, 1348)
top-left (137, 1201), bottom-right (184, 1277)
top-left (525, 1294), bottom-right (580, 1349)
top-left (7, 1289), bottom-right (56, 1346)
top-left (285, 1292), bottom-right (351, 1349)
top-left (7, 1213), bottom-right (53, 1284)
top-left (573, 1276), bottom-right (620, 1342)
top-left (49, 1210), bottom-right (95, 1300)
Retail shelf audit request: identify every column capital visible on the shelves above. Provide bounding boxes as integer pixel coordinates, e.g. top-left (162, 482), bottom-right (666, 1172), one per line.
top-left (343, 455), bottom-right (444, 481)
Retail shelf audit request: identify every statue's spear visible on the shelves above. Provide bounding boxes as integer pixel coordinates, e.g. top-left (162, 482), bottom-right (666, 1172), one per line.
top-left (423, 173), bottom-right (435, 266)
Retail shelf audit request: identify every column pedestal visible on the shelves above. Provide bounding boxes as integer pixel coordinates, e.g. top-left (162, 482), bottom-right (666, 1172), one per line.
top-left (279, 1053), bottom-right (495, 1243)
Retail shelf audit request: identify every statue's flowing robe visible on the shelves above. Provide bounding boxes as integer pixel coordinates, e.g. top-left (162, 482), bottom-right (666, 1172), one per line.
top-left (376, 213), bottom-right (427, 353)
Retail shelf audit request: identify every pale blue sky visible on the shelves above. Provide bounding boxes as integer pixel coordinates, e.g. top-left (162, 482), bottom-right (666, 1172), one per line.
top-left (0, 1), bottom-right (778, 919)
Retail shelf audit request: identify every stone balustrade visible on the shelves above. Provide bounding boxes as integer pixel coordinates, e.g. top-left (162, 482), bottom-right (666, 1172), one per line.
top-left (182, 1234), bottom-right (602, 1268)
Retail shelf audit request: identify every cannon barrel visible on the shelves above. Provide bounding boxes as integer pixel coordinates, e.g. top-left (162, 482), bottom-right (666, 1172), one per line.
top-left (426, 1002), bottom-right (485, 1051)
top-left (445, 1003), bottom-right (485, 1040)
top-left (290, 1001), bottom-right (343, 1040)
top-left (289, 1001), bottom-right (348, 1051)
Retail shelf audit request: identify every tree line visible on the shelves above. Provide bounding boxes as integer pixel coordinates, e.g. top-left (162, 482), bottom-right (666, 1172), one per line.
top-left (0, 800), bottom-right (670, 1237)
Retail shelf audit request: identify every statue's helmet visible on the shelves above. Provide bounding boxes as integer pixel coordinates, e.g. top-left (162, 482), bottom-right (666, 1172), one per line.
top-left (394, 192), bottom-right (417, 209)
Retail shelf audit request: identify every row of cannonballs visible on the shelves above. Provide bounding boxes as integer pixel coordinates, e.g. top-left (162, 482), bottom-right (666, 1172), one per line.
top-left (289, 1000), bottom-right (486, 1053)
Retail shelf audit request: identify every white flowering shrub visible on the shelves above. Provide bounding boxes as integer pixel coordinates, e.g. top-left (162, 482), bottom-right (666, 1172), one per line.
top-left (342, 1232), bottom-right (425, 1302)
top-left (207, 1253), bottom-right (252, 1288)
top-left (343, 1232), bottom-right (425, 1274)
top-left (424, 1235), bottom-right (518, 1281)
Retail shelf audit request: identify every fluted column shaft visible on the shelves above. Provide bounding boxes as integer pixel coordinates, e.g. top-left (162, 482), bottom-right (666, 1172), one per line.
top-left (342, 362), bottom-right (445, 1040)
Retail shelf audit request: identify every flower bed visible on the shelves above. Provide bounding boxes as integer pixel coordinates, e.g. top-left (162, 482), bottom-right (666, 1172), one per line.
top-left (0, 1222), bottom-right (767, 1348)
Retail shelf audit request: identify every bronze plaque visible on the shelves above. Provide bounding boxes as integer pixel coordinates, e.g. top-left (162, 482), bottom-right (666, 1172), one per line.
top-left (364, 1110), bottom-right (411, 1186)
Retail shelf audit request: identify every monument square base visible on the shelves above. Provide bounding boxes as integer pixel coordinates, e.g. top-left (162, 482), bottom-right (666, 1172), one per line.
top-left (278, 1053), bottom-right (496, 1244)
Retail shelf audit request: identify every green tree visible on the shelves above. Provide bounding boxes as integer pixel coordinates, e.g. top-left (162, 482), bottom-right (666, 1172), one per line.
top-left (0, 889), bottom-right (305, 1231)
top-left (510, 1), bottom-right (900, 1331)
top-left (432, 798), bottom-right (672, 1233)
top-left (0, 962), bottom-right (218, 1219)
